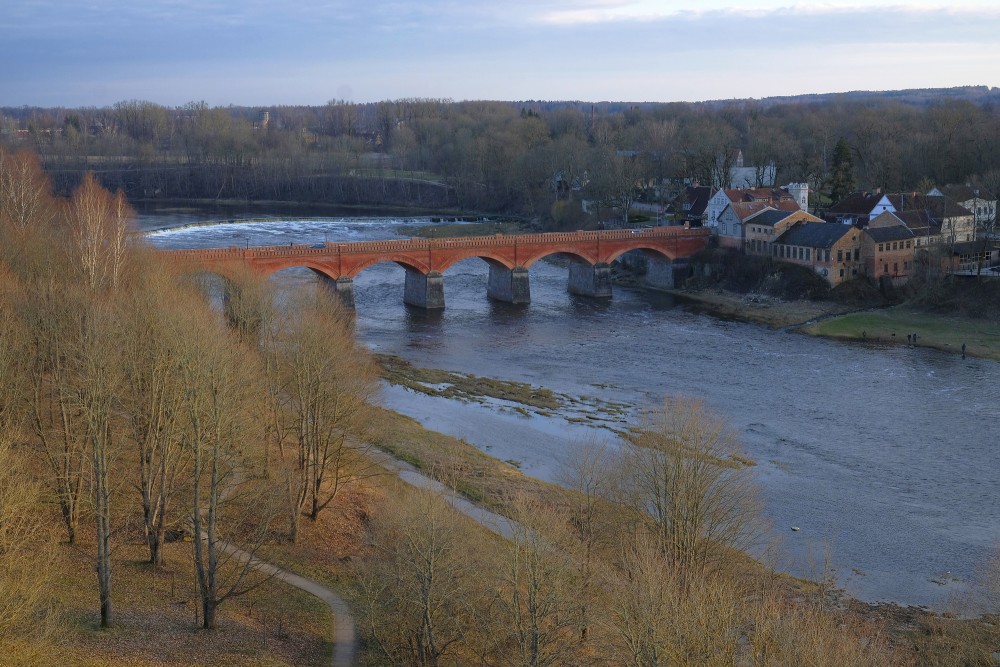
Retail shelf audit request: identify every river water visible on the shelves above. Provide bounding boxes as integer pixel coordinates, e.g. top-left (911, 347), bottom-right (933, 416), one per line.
top-left (142, 212), bottom-right (1000, 609)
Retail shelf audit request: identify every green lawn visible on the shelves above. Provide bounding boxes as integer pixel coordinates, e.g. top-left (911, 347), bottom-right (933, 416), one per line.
top-left (800, 307), bottom-right (1000, 361)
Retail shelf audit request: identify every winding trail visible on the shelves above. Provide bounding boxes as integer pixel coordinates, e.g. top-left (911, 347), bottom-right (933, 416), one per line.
top-left (367, 448), bottom-right (518, 540)
top-left (215, 539), bottom-right (358, 667)
top-left (213, 446), bottom-right (521, 667)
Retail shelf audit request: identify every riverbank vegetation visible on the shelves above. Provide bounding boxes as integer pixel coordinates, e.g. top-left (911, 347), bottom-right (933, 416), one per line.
top-left (2, 146), bottom-right (999, 665)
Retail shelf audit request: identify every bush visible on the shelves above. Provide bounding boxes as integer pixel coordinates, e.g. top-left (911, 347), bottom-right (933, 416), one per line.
top-left (687, 248), bottom-right (831, 300)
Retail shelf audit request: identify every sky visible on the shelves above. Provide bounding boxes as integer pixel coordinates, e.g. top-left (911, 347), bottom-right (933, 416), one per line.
top-left (2, 0), bottom-right (999, 107)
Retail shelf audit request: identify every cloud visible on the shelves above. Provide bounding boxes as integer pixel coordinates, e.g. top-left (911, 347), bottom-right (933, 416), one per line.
top-left (1, 0), bottom-right (998, 106)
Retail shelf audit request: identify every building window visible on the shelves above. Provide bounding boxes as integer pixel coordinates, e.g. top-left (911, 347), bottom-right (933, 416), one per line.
top-left (839, 269), bottom-right (844, 277)
top-left (805, 248), bottom-right (810, 260)
top-left (906, 240), bottom-right (911, 248)
top-left (884, 263), bottom-right (888, 274)
top-left (893, 262), bottom-right (898, 274)
top-left (854, 249), bottom-right (859, 261)
top-left (892, 242), bottom-right (898, 250)
top-left (878, 244), bottom-right (884, 252)
top-left (837, 249), bottom-right (843, 262)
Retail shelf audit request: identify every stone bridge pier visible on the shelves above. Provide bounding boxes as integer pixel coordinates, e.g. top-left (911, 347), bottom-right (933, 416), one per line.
top-left (404, 269), bottom-right (445, 309)
top-left (645, 257), bottom-right (691, 290)
top-left (314, 271), bottom-right (357, 308)
top-left (487, 264), bottom-right (531, 304)
top-left (567, 261), bottom-right (612, 298)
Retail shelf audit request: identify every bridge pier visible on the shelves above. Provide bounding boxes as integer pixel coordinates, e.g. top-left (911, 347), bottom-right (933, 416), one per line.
top-left (404, 269), bottom-right (445, 309)
top-left (645, 257), bottom-right (690, 290)
top-left (487, 265), bottom-right (530, 304)
top-left (567, 262), bottom-right (612, 298)
top-left (314, 272), bottom-right (356, 308)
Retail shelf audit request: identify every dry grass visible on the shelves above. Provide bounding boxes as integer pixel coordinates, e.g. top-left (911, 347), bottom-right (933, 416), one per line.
top-left (665, 287), bottom-right (856, 328)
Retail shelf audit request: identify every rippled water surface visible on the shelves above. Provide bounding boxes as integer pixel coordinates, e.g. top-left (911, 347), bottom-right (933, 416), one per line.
top-left (143, 212), bottom-right (1000, 608)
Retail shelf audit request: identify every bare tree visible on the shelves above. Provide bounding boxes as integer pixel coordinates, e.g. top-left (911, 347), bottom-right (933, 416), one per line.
top-left (269, 292), bottom-right (379, 542)
top-left (486, 495), bottom-right (577, 667)
top-left (355, 483), bottom-right (485, 666)
top-left (221, 267), bottom-right (274, 346)
top-left (176, 315), bottom-right (277, 629)
top-left (66, 173), bottom-right (132, 292)
top-left (117, 269), bottom-right (197, 566)
top-left (558, 440), bottom-right (617, 643)
top-left (70, 300), bottom-right (122, 628)
top-left (0, 435), bottom-right (58, 656)
top-left (0, 148), bottom-right (56, 234)
top-left (20, 282), bottom-right (89, 544)
top-left (589, 147), bottom-right (646, 226)
top-left (615, 396), bottom-right (761, 583)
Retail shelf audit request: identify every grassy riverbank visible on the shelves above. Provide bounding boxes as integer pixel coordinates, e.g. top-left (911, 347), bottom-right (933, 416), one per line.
top-left (661, 286), bottom-right (1000, 361)
top-left (798, 307), bottom-right (1000, 361)
top-left (663, 287), bottom-right (857, 329)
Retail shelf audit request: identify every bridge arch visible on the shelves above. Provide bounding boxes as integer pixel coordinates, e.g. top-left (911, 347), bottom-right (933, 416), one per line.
top-left (605, 244), bottom-right (677, 264)
top-left (435, 251), bottom-right (515, 274)
top-left (345, 254), bottom-right (431, 279)
top-left (520, 247), bottom-right (598, 268)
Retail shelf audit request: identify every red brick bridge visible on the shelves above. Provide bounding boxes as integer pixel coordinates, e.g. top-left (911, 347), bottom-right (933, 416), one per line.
top-left (165, 226), bottom-right (710, 308)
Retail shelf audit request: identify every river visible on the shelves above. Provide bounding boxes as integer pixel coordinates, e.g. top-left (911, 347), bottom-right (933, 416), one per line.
top-left (141, 211), bottom-right (1000, 609)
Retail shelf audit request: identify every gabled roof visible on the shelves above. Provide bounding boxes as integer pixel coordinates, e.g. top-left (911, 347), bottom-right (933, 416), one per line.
top-left (727, 201), bottom-right (774, 222)
top-left (896, 209), bottom-right (941, 237)
top-left (827, 191), bottom-right (887, 216)
top-left (776, 222), bottom-right (853, 249)
top-left (748, 209), bottom-right (795, 227)
top-left (671, 186), bottom-right (711, 217)
top-left (868, 211), bottom-right (906, 228)
top-left (865, 226), bottom-right (915, 243)
top-left (722, 187), bottom-right (795, 204)
top-left (887, 193), bottom-right (973, 219)
top-left (935, 184), bottom-right (997, 202)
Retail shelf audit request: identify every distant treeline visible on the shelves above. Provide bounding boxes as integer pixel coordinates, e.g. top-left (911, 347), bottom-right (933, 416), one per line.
top-left (3, 87), bottom-right (999, 220)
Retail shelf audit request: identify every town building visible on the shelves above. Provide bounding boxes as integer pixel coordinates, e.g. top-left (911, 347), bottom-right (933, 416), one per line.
top-left (772, 222), bottom-right (862, 286)
top-left (706, 183), bottom-right (808, 229)
top-left (826, 190), bottom-right (976, 244)
top-left (666, 185), bottom-right (712, 226)
top-left (823, 191), bottom-right (895, 225)
top-left (744, 209), bottom-right (824, 256)
top-left (716, 200), bottom-right (801, 249)
top-left (860, 222), bottom-right (916, 285)
top-left (927, 184), bottom-right (997, 233)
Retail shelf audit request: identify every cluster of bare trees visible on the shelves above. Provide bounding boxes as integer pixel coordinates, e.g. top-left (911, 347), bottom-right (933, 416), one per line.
top-left (353, 397), bottom-right (903, 667)
top-left (0, 148), bottom-right (379, 641)
top-left (5, 91), bottom-right (1000, 221)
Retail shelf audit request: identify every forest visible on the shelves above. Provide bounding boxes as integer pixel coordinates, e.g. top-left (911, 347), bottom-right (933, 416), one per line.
top-left (3, 87), bottom-right (1000, 224)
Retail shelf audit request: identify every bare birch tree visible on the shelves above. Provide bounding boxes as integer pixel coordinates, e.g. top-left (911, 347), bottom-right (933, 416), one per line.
top-left (486, 496), bottom-right (577, 667)
top-left (66, 173), bottom-right (132, 292)
top-left (0, 148), bottom-right (56, 234)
